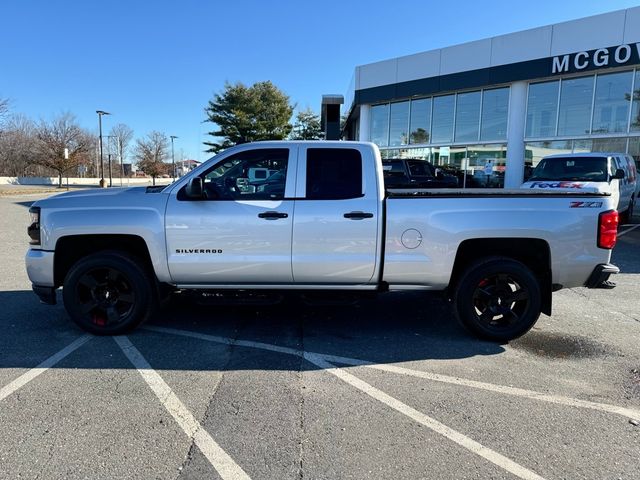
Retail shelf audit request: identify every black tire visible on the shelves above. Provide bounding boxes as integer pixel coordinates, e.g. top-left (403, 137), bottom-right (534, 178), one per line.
top-left (62, 251), bottom-right (155, 335)
top-left (454, 257), bottom-right (542, 342)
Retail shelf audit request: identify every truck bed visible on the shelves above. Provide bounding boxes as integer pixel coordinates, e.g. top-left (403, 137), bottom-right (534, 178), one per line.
top-left (386, 188), bottom-right (608, 197)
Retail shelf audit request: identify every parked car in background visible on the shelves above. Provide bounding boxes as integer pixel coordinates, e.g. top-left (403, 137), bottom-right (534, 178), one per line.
top-left (521, 153), bottom-right (638, 221)
top-left (382, 158), bottom-right (459, 189)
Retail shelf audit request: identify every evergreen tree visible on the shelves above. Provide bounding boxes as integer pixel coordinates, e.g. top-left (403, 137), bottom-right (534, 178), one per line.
top-left (204, 81), bottom-right (294, 152)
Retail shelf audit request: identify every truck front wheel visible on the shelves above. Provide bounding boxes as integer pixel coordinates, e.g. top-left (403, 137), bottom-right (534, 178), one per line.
top-left (62, 251), bottom-right (154, 335)
top-left (454, 257), bottom-right (542, 342)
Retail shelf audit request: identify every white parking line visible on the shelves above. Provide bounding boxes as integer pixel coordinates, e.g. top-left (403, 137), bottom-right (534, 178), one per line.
top-left (143, 325), bottom-right (640, 420)
top-left (0, 335), bottom-right (91, 402)
top-left (364, 363), bottom-right (640, 420)
top-left (141, 326), bottom-right (544, 479)
top-left (114, 336), bottom-right (251, 480)
top-left (618, 223), bottom-right (640, 237)
top-left (305, 351), bottom-right (546, 480)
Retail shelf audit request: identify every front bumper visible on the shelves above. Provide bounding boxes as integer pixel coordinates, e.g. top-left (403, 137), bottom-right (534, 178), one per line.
top-left (25, 249), bottom-right (55, 287)
top-left (584, 263), bottom-right (620, 288)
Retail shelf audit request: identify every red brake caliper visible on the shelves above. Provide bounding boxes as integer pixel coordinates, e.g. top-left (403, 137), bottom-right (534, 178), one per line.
top-left (92, 314), bottom-right (106, 326)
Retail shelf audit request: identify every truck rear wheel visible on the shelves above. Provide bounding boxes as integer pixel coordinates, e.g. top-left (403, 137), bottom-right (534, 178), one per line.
top-left (454, 257), bottom-right (541, 342)
top-left (62, 251), bottom-right (154, 335)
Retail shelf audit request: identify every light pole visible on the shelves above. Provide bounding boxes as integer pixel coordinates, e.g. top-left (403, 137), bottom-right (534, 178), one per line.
top-left (170, 135), bottom-right (178, 179)
top-left (117, 136), bottom-right (124, 186)
top-left (105, 135), bottom-right (117, 187)
top-left (96, 110), bottom-right (111, 188)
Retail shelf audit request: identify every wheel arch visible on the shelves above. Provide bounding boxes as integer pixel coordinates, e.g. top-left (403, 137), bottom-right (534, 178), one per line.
top-left (54, 234), bottom-right (155, 287)
top-left (449, 238), bottom-right (552, 316)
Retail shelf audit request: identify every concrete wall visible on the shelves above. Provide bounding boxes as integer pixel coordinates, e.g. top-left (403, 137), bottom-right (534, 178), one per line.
top-left (0, 177), bottom-right (172, 186)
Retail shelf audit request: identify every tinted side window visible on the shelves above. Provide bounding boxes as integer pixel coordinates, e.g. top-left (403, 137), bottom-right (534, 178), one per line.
top-left (406, 160), bottom-right (435, 177)
top-left (306, 148), bottom-right (362, 200)
top-left (182, 148), bottom-right (288, 201)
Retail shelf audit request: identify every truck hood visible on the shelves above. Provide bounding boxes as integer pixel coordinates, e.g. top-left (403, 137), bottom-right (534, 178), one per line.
top-left (520, 180), bottom-right (611, 194)
top-left (33, 186), bottom-right (168, 209)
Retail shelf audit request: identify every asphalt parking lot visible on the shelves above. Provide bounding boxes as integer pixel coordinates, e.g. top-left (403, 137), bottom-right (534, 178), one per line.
top-left (0, 192), bottom-right (638, 480)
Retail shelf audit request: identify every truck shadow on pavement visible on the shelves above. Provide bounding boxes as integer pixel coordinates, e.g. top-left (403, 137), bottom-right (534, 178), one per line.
top-left (0, 290), bottom-right (505, 372)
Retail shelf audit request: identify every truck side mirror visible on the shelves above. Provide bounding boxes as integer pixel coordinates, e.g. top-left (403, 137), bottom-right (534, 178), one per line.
top-left (185, 177), bottom-right (205, 199)
top-left (612, 169), bottom-right (625, 180)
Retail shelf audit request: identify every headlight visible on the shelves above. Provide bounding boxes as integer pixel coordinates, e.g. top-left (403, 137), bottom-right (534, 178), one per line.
top-left (28, 206), bottom-right (41, 245)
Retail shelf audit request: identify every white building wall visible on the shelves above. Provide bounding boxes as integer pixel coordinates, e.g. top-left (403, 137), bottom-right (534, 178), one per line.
top-left (396, 50), bottom-right (441, 83)
top-left (549, 10), bottom-right (626, 55)
top-left (358, 105), bottom-right (370, 142)
top-left (490, 27), bottom-right (553, 66)
top-left (504, 81), bottom-right (528, 188)
top-left (354, 6), bottom-right (640, 91)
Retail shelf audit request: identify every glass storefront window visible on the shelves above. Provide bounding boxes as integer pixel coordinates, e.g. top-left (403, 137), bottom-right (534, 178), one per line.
top-left (525, 138), bottom-right (631, 180)
top-left (628, 137), bottom-right (640, 166)
top-left (409, 98), bottom-right (431, 144)
top-left (454, 91), bottom-right (481, 142)
top-left (481, 88), bottom-right (509, 141)
top-left (389, 101), bottom-right (410, 147)
top-left (591, 137), bottom-right (627, 153)
top-left (431, 95), bottom-right (455, 143)
top-left (592, 71), bottom-right (633, 134)
top-left (379, 144), bottom-right (506, 188)
top-left (572, 139), bottom-right (592, 154)
top-left (436, 146), bottom-right (467, 187)
top-left (525, 141), bottom-right (573, 169)
top-left (631, 70), bottom-right (640, 132)
top-left (557, 76), bottom-right (594, 136)
top-left (464, 145), bottom-right (507, 188)
top-left (526, 81), bottom-right (559, 138)
top-left (380, 148), bottom-right (432, 160)
top-left (370, 104), bottom-right (389, 147)
top-left (380, 149), bottom-right (399, 159)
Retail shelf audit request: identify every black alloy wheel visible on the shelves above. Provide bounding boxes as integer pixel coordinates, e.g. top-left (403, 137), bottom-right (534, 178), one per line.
top-left (454, 257), bottom-right (542, 342)
top-left (472, 273), bottom-right (530, 327)
top-left (75, 267), bottom-right (136, 327)
top-left (63, 251), bottom-right (154, 335)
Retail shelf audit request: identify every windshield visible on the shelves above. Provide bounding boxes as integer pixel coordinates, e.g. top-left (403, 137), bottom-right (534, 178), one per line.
top-left (528, 156), bottom-right (611, 182)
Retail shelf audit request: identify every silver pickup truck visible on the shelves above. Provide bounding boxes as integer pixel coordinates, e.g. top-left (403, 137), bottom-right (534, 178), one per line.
top-left (25, 141), bottom-right (620, 341)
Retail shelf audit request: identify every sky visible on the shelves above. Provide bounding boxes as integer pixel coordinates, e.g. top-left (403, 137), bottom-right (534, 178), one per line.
top-left (1, 0), bottom-right (639, 163)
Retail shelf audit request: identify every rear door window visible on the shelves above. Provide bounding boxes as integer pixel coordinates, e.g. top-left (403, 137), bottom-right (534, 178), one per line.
top-left (306, 148), bottom-right (362, 199)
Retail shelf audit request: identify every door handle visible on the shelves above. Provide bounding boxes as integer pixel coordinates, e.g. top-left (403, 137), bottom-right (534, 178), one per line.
top-left (258, 211), bottom-right (288, 220)
top-left (343, 211), bottom-right (374, 220)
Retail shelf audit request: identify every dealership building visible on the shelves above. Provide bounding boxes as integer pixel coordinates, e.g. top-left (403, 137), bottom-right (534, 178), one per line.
top-left (340, 7), bottom-right (640, 187)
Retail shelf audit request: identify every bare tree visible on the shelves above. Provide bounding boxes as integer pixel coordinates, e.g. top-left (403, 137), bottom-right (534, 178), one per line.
top-left (33, 113), bottom-right (92, 187)
top-left (0, 97), bottom-right (8, 122)
top-left (108, 123), bottom-right (134, 177)
top-left (0, 114), bottom-right (37, 176)
top-left (134, 131), bottom-right (169, 185)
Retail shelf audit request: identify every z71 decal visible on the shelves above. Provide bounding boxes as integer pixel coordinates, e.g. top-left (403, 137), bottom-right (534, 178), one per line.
top-left (529, 181), bottom-right (586, 189)
top-left (570, 201), bottom-right (603, 208)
